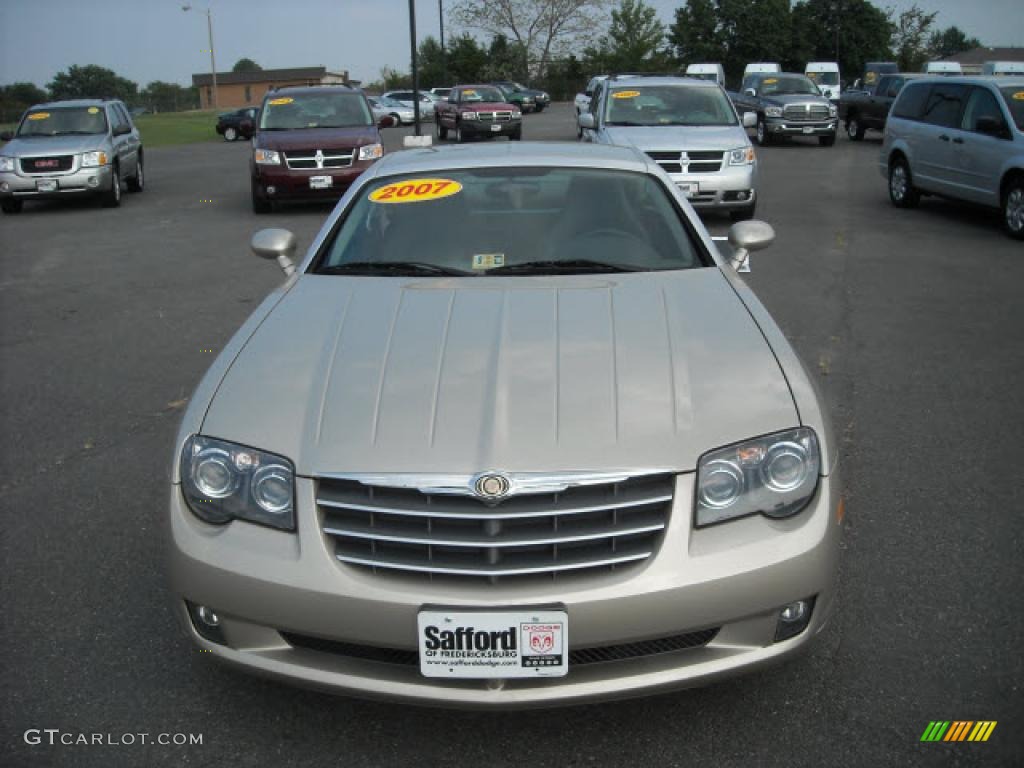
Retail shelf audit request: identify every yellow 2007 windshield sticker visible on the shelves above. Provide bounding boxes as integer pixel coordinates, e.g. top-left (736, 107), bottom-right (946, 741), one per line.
top-left (463, 89), bottom-right (477, 97)
top-left (764, 78), bottom-right (778, 84)
top-left (268, 97), bottom-right (294, 105)
top-left (27, 112), bottom-right (50, 120)
top-left (88, 107), bottom-right (100, 114)
top-left (472, 253), bottom-right (504, 270)
top-left (612, 90), bottom-right (640, 99)
top-left (1013, 91), bottom-right (1024, 101)
top-left (369, 178), bottom-right (463, 204)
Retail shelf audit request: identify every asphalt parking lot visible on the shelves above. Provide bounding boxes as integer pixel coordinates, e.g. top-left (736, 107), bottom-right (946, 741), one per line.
top-left (1, 102), bottom-right (1021, 767)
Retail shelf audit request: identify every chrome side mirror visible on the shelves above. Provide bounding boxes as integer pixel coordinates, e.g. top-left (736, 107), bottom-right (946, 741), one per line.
top-left (727, 220), bottom-right (774, 273)
top-left (744, 88), bottom-right (757, 98)
top-left (251, 228), bottom-right (298, 276)
top-left (578, 113), bottom-right (595, 130)
top-left (742, 111), bottom-right (757, 128)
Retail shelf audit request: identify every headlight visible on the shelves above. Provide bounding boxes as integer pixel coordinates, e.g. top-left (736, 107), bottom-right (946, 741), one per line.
top-left (80, 151), bottom-right (108, 167)
top-left (829, 104), bottom-right (838, 117)
top-left (253, 148), bottom-right (281, 165)
top-left (512, 110), bottom-right (522, 119)
top-left (358, 143), bottom-right (383, 161)
top-left (180, 435), bottom-right (295, 530)
top-left (728, 146), bottom-right (755, 165)
top-left (0, 156), bottom-right (14, 172)
top-left (461, 111), bottom-right (478, 120)
top-left (765, 106), bottom-right (783, 118)
top-left (695, 428), bottom-right (820, 527)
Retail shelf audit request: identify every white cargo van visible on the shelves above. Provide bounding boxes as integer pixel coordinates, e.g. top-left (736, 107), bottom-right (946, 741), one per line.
top-left (744, 63), bottom-right (780, 77)
top-left (923, 61), bottom-right (962, 75)
top-left (685, 63), bottom-right (726, 85)
top-left (805, 62), bottom-right (841, 101)
top-left (982, 61), bottom-right (1024, 75)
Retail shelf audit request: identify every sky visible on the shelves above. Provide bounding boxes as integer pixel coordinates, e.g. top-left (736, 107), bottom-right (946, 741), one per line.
top-left (1, 0), bottom-right (1022, 90)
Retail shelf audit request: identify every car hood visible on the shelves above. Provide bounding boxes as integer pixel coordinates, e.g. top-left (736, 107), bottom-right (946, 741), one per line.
top-left (603, 125), bottom-right (745, 151)
top-left (202, 270), bottom-right (797, 476)
top-left (762, 93), bottom-right (832, 107)
top-left (255, 126), bottom-right (379, 150)
top-left (2, 134), bottom-right (108, 155)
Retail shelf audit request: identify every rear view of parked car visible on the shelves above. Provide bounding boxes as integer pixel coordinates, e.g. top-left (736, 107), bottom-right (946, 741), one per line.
top-left (881, 76), bottom-right (1024, 239)
top-left (0, 98), bottom-right (143, 213)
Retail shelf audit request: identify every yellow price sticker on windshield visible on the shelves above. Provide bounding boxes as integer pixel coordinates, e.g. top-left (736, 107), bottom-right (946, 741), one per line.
top-left (612, 90), bottom-right (640, 99)
top-left (764, 78), bottom-right (778, 84)
top-left (463, 89), bottom-right (477, 96)
top-left (88, 107), bottom-right (100, 114)
top-left (1013, 91), bottom-right (1024, 101)
top-left (268, 97), bottom-right (294, 105)
top-left (865, 72), bottom-right (877, 84)
top-left (369, 178), bottom-right (463, 204)
top-left (27, 112), bottom-right (50, 120)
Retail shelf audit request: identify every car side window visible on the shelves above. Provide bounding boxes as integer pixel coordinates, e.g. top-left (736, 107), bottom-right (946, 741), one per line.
top-left (589, 85), bottom-right (602, 116)
top-left (961, 87), bottom-right (1008, 135)
top-left (108, 105), bottom-right (128, 134)
top-left (920, 83), bottom-right (969, 128)
top-left (892, 83), bottom-right (931, 120)
top-left (118, 104), bottom-right (133, 128)
top-left (885, 78), bottom-right (904, 98)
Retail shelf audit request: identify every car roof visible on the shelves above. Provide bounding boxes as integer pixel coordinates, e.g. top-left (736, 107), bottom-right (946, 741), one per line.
top-left (29, 99), bottom-right (115, 109)
top-left (605, 76), bottom-right (722, 89)
top-left (265, 85), bottom-right (357, 98)
top-left (901, 75), bottom-right (1024, 87)
top-left (371, 142), bottom-right (652, 178)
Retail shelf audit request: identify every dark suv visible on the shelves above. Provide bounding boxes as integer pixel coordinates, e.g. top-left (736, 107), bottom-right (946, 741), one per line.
top-left (250, 85), bottom-right (392, 213)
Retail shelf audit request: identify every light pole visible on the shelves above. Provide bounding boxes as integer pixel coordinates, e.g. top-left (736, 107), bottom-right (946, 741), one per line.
top-left (408, 0), bottom-right (421, 135)
top-left (183, 3), bottom-right (218, 110)
top-left (439, 0), bottom-right (447, 85)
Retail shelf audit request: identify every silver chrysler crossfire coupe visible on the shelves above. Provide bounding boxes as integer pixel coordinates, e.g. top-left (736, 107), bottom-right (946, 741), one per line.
top-left (169, 142), bottom-right (842, 708)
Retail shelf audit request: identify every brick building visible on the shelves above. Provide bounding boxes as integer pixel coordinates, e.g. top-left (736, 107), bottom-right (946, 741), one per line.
top-left (191, 67), bottom-right (354, 109)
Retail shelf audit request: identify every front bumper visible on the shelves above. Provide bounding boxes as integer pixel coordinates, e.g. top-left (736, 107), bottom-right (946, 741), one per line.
top-left (252, 160), bottom-right (376, 200)
top-left (168, 468), bottom-right (843, 708)
top-left (765, 118), bottom-right (837, 137)
top-left (0, 164), bottom-right (112, 199)
top-left (669, 163), bottom-right (758, 210)
top-left (460, 121), bottom-right (522, 137)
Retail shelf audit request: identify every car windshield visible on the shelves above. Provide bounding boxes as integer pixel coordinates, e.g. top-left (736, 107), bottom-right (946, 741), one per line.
top-left (759, 75), bottom-right (821, 96)
top-left (688, 73), bottom-right (718, 82)
top-left (604, 85), bottom-right (738, 126)
top-left (461, 87), bottom-right (506, 103)
top-left (999, 86), bottom-right (1024, 130)
top-left (807, 71), bottom-right (839, 86)
top-left (259, 92), bottom-right (371, 130)
top-left (17, 106), bottom-right (108, 136)
top-left (316, 168), bottom-right (703, 275)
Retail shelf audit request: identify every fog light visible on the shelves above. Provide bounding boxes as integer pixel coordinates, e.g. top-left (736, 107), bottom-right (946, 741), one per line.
top-left (737, 191), bottom-right (749, 201)
top-left (774, 597), bottom-right (815, 642)
top-left (266, 185), bottom-right (276, 195)
top-left (87, 176), bottom-right (98, 187)
top-left (186, 600), bottom-right (227, 645)
top-left (0, 182), bottom-right (9, 192)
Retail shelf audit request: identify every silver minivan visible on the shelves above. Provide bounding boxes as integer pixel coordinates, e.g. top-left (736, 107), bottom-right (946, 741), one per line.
top-left (579, 75), bottom-right (759, 220)
top-left (880, 76), bottom-right (1024, 239)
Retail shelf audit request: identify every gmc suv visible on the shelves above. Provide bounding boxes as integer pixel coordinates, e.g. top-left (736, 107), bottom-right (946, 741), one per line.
top-left (250, 85), bottom-right (392, 213)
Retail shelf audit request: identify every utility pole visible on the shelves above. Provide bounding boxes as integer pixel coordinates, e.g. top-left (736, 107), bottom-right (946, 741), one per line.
top-left (409, 0), bottom-right (421, 135)
top-left (439, 0), bottom-right (447, 85)
top-left (183, 4), bottom-right (218, 110)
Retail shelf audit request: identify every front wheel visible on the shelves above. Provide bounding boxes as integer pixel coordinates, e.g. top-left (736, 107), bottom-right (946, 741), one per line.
top-left (846, 116), bottom-right (865, 141)
top-left (127, 154), bottom-right (144, 192)
top-left (1003, 178), bottom-right (1024, 240)
top-left (224, 127), bottom-right (238, 142)
top-left (251, 180), bottom-right (272, 213)
top-left (755, 116), bottom-right (770, 146)
top-left (1, 199), bottom-right (23, 214)
top-left (436, 119), bottom-right (448, 140)
top-left (454, 124), bottom-right (465, 143)
top-left (510, 127), bottom-right (522, 141)
top-left (819, 134), bottom-right (836, 147)
top-left (888, 157), bottom-right (920, 209)
top-left (101, 165), bottom-right (121, 207)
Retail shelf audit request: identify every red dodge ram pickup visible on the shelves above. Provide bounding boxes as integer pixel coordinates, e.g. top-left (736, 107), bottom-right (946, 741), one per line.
top-left (434, 85), bottom-right (523, 143)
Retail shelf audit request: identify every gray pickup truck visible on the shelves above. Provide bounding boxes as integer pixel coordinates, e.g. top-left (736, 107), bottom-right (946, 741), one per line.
top-left (838, 74), bottom-right (923, 140)
top-left (0, 98), bottom-right (143, 213)
top-left (732, 72), bottom-right (838, 147)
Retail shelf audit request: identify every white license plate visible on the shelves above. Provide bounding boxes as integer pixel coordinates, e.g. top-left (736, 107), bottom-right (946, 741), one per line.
top-left (309, 175), bottom-right (332, 189)
top-left (802, 126), bottom-right (815, 134)
top-left (418, 608), bottom-right (568, 679)
top-left (490, 124), bottom-right (502, 132)
top-left (677, 182), bottom-right (699, 198)
top-left (36, 179), bottom-right (58, 192)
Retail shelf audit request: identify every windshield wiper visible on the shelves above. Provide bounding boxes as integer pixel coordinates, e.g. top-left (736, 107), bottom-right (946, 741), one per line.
top-left (318, 261), bottom-right (473, 276)
top-left (487, 259), bottom-right (639, 275)
top-left (606, 121), bottom-right (649, 126)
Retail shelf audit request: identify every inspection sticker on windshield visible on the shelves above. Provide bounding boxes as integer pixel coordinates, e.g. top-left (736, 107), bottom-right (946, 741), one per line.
top-left (472, 253), bottom-right (505, 269)
top-left (27, 112), bottom-right (50, 121)
top-left (1013, 91), bottom-right (1024, 101)
top-left (612, 90), bottom-right (640, 99)
top-left (418, 608), bottom-right (568, 678)
top-left (369, 178), bottom-right (463, 204)
top-left (268, 97), bottom-right (294, 105)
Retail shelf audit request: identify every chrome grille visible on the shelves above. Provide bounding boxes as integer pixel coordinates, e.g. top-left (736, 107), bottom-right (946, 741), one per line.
top-left (476, 111), bottom-right (513, 122)
top-left (20, 155), bottom-right (74, 174)
top-left (317, 473), bottom-right (674, 582)
top-left (782, 103), bottom-right (831, 122)
top-left (646, 150), bottom-right (723, 174)
top-left (284, 149), bottom-right (354, 170)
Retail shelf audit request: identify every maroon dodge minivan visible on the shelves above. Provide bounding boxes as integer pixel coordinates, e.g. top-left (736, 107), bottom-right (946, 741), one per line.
top-left (250, 85), bottom-right (391, 213)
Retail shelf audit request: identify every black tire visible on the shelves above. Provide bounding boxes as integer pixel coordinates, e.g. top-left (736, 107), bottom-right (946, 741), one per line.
top-left (730, 206), bottom-right (756, 222)
top-left (224, 126), bottom-right (238, 142)
top-left (390, 113), bottom-right (401, 127)
top-left (846, 115), bottom-right (865, 141)
top-left (755, 116), bottom-right (770, 146)
top-left (819, 134), bottom-right (836, 147)
top-left (576, 112), bottom-right (583, 139)
top-left (454, 123), bottom-right (466, 143)
top-left (888, 156), bottom-right (920, 209)
top-left (436, 119), bottom-right (448, 140)
top-left (101, 164), bottom-right (121, 208)
top-left (126, 153), bottom-right (144, 192)
top-left (1003, 177), bottom-right (1024, 240)
top-left (510, 127), bottom-right (522, 141)
top-left (251, 180), bottom-right (272, 213)
top-left (1, 199), bottom-right (23, 214)
top-left (535, 104), bottom-right (545, 113)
